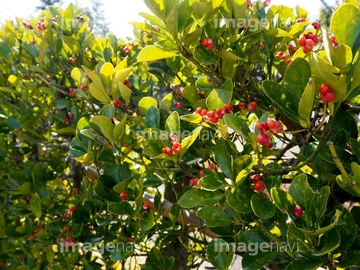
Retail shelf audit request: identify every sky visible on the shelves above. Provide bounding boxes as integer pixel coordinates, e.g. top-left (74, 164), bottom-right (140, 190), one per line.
top-left (0, 0), bottom-right (338, 38)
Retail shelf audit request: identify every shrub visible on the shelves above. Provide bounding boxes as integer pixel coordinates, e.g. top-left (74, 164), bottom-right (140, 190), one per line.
top-left (0, 1), bottom-right (360, 269)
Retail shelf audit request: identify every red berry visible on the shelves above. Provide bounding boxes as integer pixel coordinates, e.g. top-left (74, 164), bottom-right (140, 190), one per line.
top-left (239, 102), bottom-right (246, 110)
top-left (196, 107), bottom-right (203, 114)
top-left (201, 38), bottom-right (209, 47)
top-left (69, 206), bottom-right (77, 212)
top-left (80, 85), bottom-right (88, 91)
top-left (62, 226), bottom-right (69, 232)
top-left (254, 180), bottom-right (265, 192)
top-left (206, 111), bottom-right (214, 118)
top-left (37, 21), bottom-right (45, 31)
top-left (172, 142), bottom-right (182, 153)
top-left (276, 51), bottom-right (285, 58)
top-left (257, 133), bottom-right (271, 147)
top-left (296, 18), bottom-right (306, 23)
top-left (143, 202), bottom-right (150, 211)
top-left (321, 90), bottom-right (335, 103)
top-left (215, 108), bottom-right (222, 115)
top-left (262, 0), bottom-right (270, 7)
top-left (33, 228), bottom-right (41, 234)
top-left (69, 87), bottom-right (76, 95)
top-left (302, 39), bottom-right (314, 54)
top-left (23, 74), bottom-right (30, 80)
top-left (252, 174), bottom-right (261, 182)
top-left (124, 79), bottom-right (132, 88)
top-left (206, 42), bottom-right (215, 50)
top-left (319, 83), bottom-right (330, 95)
top-left (347, 142), bottom-right (353, 152)
top-left (198, 91), bottom-right (206, 99)
top-left (266, 119), bottom-right (275, 129)
top-left (162, 147), bottom-right (173, 156)
top-left (174, 102), bottom-right (183, 109)
top-left (201, 109), bottom-right (208, 116)
top-left (123, 46), bottom-right (131, 55)
top-left (256, 122), bottom-right (265, 132)
top-left (208, 116), bottom-right (217, 123)
top-left (69, 113), bottom-right (74, 119)
top-left (170, 134), bottom-right (178, 142)
top-left (122, 142), bottom-right (128, 147)
top-left (199, 170), bottom-right (205, 177)
top-left (293, 205), bottom-right (304, 217)
top-left (190, 178), bottom-right (199, 186)
top-left (298, 36), bottom-right (306, 47)
top-left (68, 57), bottom-right (76, 64)
top-left (272, 121), bottom-right (283, 134)
top-left (311, 22), bottom-right (320, 30)
top-left (248, 101), bottom-right (257, 112)
top-left (329, 34), bottom-right (336, 44)
top-left (224, 103), bottom-right (232, 112)
top-left (46, 75), bottom-right (51, 81)
top-left (286, 59), bottom-right (292, 66)
top-left (63, 119), bottom-right (70, 125)
top-left (29, 235), bottom-right (36, 241)
top-left (120, 192), bottom-right (128, 201)
top-left (112, 99), bottom-right (123, 107)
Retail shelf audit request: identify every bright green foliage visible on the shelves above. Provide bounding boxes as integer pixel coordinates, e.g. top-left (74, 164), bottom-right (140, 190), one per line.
top-left (1, 0), bottom-right (360, 269)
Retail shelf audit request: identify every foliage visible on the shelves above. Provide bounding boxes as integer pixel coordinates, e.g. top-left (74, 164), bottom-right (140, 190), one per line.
top-left (0, 0), bottom-right (360, 269)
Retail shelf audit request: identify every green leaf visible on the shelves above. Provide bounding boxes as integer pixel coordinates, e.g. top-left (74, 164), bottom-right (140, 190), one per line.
top-left (180, 114), bottom-right (203, 124)
top-left (214, 139), bottom-right (232, 179)
top-left (178, 126), bottom-right (202, 159)
top-left (182, 86), bottom-right (200, 104)
top-left (143, 0), bottom-right (166, 21)
top-left (197, 206), bottom-right (234, 227)
top-left (94, 183), bottom-right (122, 202)
top-left (287, 223), bottom-right (315, 257)
top-left (223, 114), bottom-right (250, 137)
top-left (139, 210), bottom-right (155, 230)
top-left (242, 251), bottom-right (279, 270)
top-left (312, 229), bottom-right (340, 256)
top-left (117, 81), bottom-right (132, 104)
top-left (139, 97), bottom-right (158, 115)
top-left (178, 189), bottom-right (224, 208)
top-left (200, 173), bottom-right (231, 191)
top-left (29, 193), bottom-right (42, 218)
top-left (336, 174), bottom-right (360, 197)
top-left (137, 45), bottom-right (177, 62)
top-left (337, 250), bottom-right (360, 268)
top-left (227, 184), bottom-right (253, 214)
top-left (330, 3), bottom-right (360, 50)
top-left (165, 111), bottom-right (180, 136)
top-left (286, 260), bottom-right (323, 270)
top-left (207, 239), bottom-right (234, 270)
top-left (263, 163), bottom-right (282, 189)
top-left (298, 79), bottom-right (315, 128)
top-left (100, 62), bottom-right (114, 90)
top-left (90, 115), bottom-right (114, 144)
top-left (145, 106), bottom-right (160, 128)
top-left (113, 114), bottom-right (127, 147)
top-left (108, 202), bottom-right (134, 216)
top-left (250, 193), bottom-right (276, 219)
top-left (206, 79), bottom-right (233, 111)
top-left (270, 187), bottom-right (294, 214)
top-left (193, 44), bottom-right (217, 65)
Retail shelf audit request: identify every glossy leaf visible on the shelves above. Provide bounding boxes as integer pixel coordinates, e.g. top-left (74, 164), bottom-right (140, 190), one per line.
top-left (178, 189), bottom-right (224, 208)
top-left (251, 193), bottom-right (276, 219)
top-left (197, 206), bottom-right (234, 227)
top-left (137, 45), bottom-right (177, 62)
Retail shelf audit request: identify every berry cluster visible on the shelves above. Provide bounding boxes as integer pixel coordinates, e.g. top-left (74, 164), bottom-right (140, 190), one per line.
top-left (276, 51), bottom-right (292, 66)
top-left (252, 174), bottom-right (265, 192)
top-left (201, 38), bottom-right (215, 50)
top-left (256, 119), bottom-right (283, 147)
top-left (190, 177), bottom-right (200, 186)
top-left (319, 83), bottom-right (335, 103)
top-left (195, 104), bottom-right (232, 124)
top-left (239, 101), bottom-right (257, 112)
top-left (37, 21), bottom-right (45, 31)
top-left (298, 32), bottom-right (319, 53)
top-left (112, 99), bottom-right (123, 107)
top-left (311, 21), bottom-right (321, 30)
top-left (293, 205), bottom-right (304, 217)
top-left (64, 205), bottom-right (77, 217)
top-left (174, 102), bottom-right (183, 109)
top-left (161, 133), bottom-right (182, 156)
